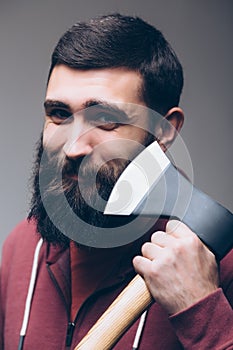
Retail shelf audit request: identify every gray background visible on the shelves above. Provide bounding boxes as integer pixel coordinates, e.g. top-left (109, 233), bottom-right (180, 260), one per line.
top-left (0, 0), bottom-right (232, 250)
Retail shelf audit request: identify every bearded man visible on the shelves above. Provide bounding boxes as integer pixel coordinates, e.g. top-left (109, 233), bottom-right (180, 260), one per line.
top-left (0, 14), bottom-right (232, 350)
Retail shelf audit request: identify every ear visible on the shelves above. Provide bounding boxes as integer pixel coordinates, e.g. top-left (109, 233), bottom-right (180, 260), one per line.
top-left (155, 107), bottom-right (184, 152)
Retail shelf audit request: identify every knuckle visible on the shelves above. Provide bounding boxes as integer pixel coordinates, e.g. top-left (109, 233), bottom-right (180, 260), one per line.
top-left (149, 261), bottom-right (159, 278)
top-left (172, 240), bottom-right (183, 254)
top-left (189, 235), bottom-right (205, 253)
top-left (162, 251), bottom-right (176, 266)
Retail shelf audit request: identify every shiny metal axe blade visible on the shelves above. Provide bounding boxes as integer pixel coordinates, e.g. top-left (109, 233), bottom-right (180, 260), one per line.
top-left (104, 141), bottom-right (233, 260)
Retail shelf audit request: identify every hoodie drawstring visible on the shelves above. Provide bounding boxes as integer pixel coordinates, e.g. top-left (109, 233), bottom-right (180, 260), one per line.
top-left (18, 238), bottom-right (43, 350)
top-left (132, 310), bottom-right (148, 349)
top-left (18, 238), bottom-right (148, 349)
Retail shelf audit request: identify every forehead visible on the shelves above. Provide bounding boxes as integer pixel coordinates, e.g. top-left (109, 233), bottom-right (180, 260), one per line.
top-left (46, 65), bottom-right (145, 111)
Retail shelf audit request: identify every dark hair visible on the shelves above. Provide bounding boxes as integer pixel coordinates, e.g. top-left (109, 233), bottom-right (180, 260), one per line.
top-left (48, 13), bottom-right (183, 115)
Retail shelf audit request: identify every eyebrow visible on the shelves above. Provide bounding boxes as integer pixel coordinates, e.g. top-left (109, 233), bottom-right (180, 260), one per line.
top-left (83, 99), bottom-right (130, 120)
top-left (44, 100), bottom-right (71, 112)
top-left (44, 98), bottom-right (130, 120)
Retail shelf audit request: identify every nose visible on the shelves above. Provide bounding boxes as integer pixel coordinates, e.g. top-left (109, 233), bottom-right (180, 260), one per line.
top-left (63, 119), bottom-right (95, 159)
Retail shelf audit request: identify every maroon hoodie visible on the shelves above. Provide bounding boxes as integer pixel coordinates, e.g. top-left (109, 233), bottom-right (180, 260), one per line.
top-left (0, 220), bottom-right (233, 349)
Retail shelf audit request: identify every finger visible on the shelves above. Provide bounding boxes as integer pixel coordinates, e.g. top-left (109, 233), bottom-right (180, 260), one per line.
top-left (151, 230), bottom-right (175, 248)
top-left (166, 220), bottom-right (195, 239)
top-left (141, 242), bottom-right (162, 260)
top-left (133, 255), bottom-right (152, 277)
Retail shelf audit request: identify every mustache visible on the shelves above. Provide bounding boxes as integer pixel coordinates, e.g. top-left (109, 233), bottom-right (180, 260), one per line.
top-left (29, 136), bottom-right (132, 247)
top-left (39, 147), bottom-right (130, 197)
top-left (39, 151), bottom-right (93, 195)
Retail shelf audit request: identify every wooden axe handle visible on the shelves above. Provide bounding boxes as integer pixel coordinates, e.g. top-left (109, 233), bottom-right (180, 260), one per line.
top-left (74, 274), bottom-right (153, 350)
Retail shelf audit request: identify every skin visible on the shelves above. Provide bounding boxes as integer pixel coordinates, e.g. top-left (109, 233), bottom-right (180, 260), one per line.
top-left (44, 64), bottom-right (218, 315)
top-left (44, 65), bottom-right (150, 159)
top-left (133, 220), bottom-right (219, 315)
top-left (44, 65), bottom-right (183, 159)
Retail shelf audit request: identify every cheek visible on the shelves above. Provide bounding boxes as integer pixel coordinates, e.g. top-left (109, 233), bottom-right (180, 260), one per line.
top-left (91, 137), bottom-right (143, 165)
top-left (110, 126), bottom-right (149, 158)
top-left (124, 125), bottom-right (149, 142)
top-left (43, 123), bottom-right (68, 152)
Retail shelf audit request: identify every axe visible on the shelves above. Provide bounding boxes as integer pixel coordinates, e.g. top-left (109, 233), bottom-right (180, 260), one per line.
top-left (75, 140), bottom-right (233, 349)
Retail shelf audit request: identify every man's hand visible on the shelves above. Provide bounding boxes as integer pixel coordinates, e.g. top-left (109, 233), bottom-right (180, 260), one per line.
top-left (133, 220), bottom-right (219, 315)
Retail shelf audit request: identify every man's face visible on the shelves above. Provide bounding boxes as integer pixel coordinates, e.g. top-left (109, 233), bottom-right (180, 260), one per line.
top-left (44, 65), bottom-right (150, 159)
top-left (31, 65), bottom-right (155, 246)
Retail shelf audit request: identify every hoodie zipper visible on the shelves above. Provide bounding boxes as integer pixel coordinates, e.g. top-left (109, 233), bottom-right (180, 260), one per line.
top-left (66, 322), bottom-right (75, 347)
top-left (47, 259), bottom-right (139, 348)
top-left (46, 263), bottom-right (76, 347)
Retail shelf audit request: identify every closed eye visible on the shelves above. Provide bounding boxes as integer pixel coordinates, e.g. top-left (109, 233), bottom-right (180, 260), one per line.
top-left (91, 112), bottom-right (122, 131)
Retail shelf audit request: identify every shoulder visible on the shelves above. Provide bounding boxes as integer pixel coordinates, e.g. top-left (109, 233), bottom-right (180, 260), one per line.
top-left (1, 220), bottom-right (44, 298)
top-left (1, 219), bottom-right (41, 265)
top-left (220, 249), bottom-right (233, 306)
top-left (220, 249), bottom-right (233, 284)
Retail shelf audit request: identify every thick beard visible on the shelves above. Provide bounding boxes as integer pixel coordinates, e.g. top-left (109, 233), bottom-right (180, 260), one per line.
top-left (28, 132), bottom-right (155, 247)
